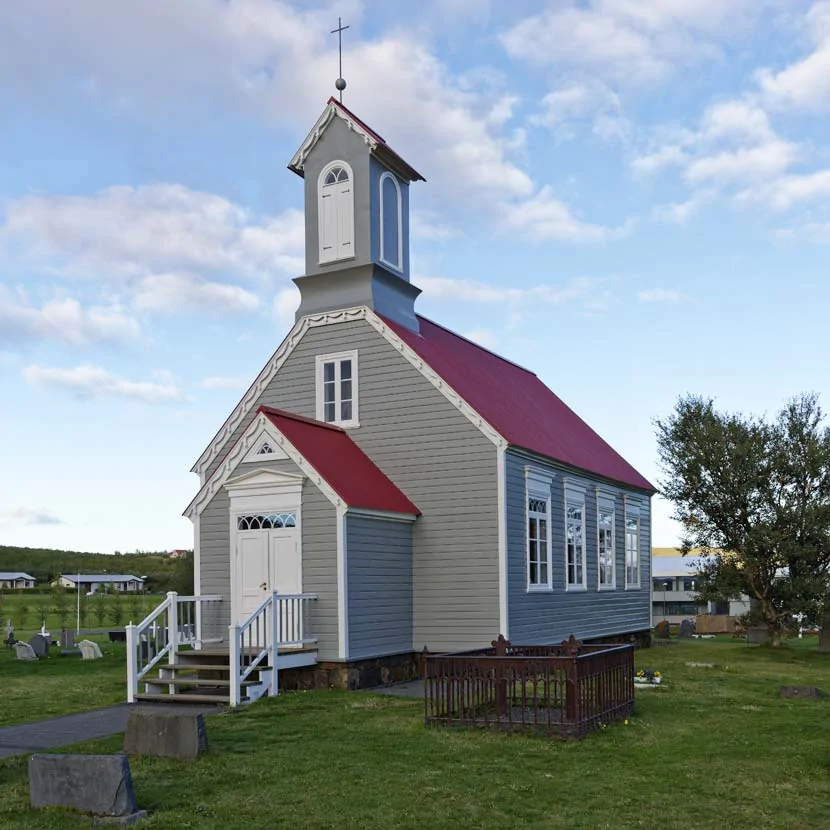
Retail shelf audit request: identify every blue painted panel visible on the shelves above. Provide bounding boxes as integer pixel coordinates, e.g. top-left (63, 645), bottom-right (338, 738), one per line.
top-left (369, 157), bottom-right (410, 281)
top-left (347, 515), bottom-right (413, 658)
top-left (506, 449), bottom-right (652, 644)
top-left (381, 174), bottom-right (401, 270)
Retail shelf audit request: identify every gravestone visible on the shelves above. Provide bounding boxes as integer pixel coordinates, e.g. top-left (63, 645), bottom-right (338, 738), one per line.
top-left (29, 634), bottom-right (49, 658)
top-left (780, 685), bottom-right (823, 699)
top-left (78, 640), bottom-right (103, 660)
top-left (14, 641), bottom-right (37, 661)
top-left (124, 708), bottom-right (208, 760)
top-left (60, 628), bottom-right (75, 649)
top-left (747, 625), bottom-right (770, 645)
top-left (678, 619), bottom-right (695, 638)
top-left (29, 754), bottom-right (146, 822)
top-left (654, 620), bottom-right (671, 639)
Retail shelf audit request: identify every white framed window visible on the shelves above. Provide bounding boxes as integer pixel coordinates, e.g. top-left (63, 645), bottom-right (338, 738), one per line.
top-left (379, 171), bottom-right (402, 271)
top-left (318, 160), bottom-right (354, 264)
top-left (315, 351), bottom-right (359, 427)
top-left (597, 493), bottom-right (616, 590)
top-left (525, 467), bottom-right (553, 591)
top-left (565, 499), bottom-right (587, 590)
top-left (625, 502), bottom-right (641, 588)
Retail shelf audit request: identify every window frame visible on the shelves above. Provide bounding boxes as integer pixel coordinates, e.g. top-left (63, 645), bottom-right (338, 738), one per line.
top-left (315, 350), bottom-right (360, 428)
top-left (596, 492), bottom-right (616, 591)
top-left (525, 469), bottom-right (553, 592)
top-left (317, 159), bottom-right (355, 265)
top-left (624, 502), bottom-right (642, 589)
top-left (565, 489), bottom-right (587, 592)
top-left (379, 171), bottom-right (403, 272)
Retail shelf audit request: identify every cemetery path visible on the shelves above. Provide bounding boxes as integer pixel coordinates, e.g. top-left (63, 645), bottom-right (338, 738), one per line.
top-left (0, 704), bottom-right (132, 758)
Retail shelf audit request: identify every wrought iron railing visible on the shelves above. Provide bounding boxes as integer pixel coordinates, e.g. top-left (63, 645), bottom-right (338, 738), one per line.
top-left (424, 634), bottom-right (634, 739)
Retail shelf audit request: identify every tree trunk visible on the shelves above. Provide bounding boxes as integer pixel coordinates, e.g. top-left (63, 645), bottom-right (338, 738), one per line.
top-left (768, 624), bottom-right (782, 647)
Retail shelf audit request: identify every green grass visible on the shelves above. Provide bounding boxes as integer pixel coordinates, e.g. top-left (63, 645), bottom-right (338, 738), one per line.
top-left (0, 591), bottom-right (160, 641)
top-left (2, 638), bottom-right (830, 828)
top-left (0, 641), bottom-right (127, 727)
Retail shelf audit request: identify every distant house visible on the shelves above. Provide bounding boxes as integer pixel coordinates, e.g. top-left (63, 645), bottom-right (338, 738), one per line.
top-left (651, 548), bottom-right (750, 624)
top-left (0, 572), bottom-right (36, 589)
top-left (56, 574), bottom-right (145, 593)
top-left (168, 549), bottom-right (189, 559)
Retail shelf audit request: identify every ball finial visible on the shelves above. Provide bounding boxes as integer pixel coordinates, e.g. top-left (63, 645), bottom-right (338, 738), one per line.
top-left (335, 77), bottom-right (347, 92)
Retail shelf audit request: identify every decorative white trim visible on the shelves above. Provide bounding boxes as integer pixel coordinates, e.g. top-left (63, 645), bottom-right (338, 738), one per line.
top-left (185, 411), bottom-right (343, 519)
top-left (345, 507), bottom-right (417, 523)
top-left (624, 496), bottom-right (642, 590)
top-left (315, 349), bottom-right (359, 428)
top-left (497, 446), bottom-right (509, 637)
top-left (379, 171), bottom-right (403, 272)
top-left (336, 506), bottom-right (349, 660)
top-left (190, 306), bottom-right (506, 484)
top-left (318, 159), bottom-right (355, 265)
top-left (241, 434), bottom-right (288, 463)
top-left (190, 307), bottom-right (368, 480)
top-left (289, 102), bottom-right (377, 175)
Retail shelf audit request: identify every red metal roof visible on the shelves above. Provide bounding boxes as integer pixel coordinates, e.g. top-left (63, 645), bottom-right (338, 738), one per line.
top-left (259, 407), bottom-right (420, 514)
top-left (380, 316), bottom-right (656, 492)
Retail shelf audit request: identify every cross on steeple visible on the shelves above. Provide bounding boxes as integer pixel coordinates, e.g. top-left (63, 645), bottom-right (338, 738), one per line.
top-left (330, 17), bottom-right (350, 103)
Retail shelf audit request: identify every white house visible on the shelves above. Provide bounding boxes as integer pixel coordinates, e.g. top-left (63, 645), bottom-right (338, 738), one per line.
top-left (57, 574), bottom-right (145, 593)
top-left (0, 572), bottom-right (36, 589)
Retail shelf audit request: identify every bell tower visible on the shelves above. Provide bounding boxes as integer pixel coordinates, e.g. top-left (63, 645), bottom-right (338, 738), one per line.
top-left (287, 97), bottom-right (425, 332)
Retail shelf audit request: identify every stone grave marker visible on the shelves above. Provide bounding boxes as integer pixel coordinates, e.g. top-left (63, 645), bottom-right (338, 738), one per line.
top-left (78, 639), bottom-right (103, 660)
top-left (780, 685), bottom-right (823, 699)
top-left (60, 627), bottom-right (75, 649)
top-left (124, 708), bottom-right (209, 760)
top-left (29, 754), bottom-right (146, 823)
top-left (29, 633), bottom-right (49, 658)
top-left (14, 641), bottom-right (37, 661)
top-left (678, 619), bottom-right (695, 638)
top-left (654, 620), bottom-right (671, 639)
top-left (747, 625), bottom-right (770, 645)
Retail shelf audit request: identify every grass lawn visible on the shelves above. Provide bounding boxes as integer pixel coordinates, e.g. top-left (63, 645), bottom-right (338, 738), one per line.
top-left (2, 637), bottom-right (830, 828)
top-left (0, 641), bottom-right (127, 727)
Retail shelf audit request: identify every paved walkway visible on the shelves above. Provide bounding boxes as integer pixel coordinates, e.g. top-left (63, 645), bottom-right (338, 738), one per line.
top-left (0, 704), bottom-right (220, 759)
top-left (366, 679), bottom-right (424, 698)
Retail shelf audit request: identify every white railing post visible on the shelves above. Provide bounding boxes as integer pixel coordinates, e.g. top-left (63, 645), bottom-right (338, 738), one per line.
top-left (166, 592), bottom-right (178, 694)
top-left (270, 593), bottom-right (280, 697)
top-left (229, 624), bottom-right (241, 707)
top-left (126, 622), bottom-right (137, 703)
top-left (195, 600), bottom-right (203, 650)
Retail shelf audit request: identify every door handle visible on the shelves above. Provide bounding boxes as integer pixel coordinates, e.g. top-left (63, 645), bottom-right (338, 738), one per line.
top-left (260, 582), bottom-right (267, 591)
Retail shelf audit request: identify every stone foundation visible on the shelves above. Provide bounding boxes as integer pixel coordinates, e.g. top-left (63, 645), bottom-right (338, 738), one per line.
top-left (280, 651), bottom-right (419, 691)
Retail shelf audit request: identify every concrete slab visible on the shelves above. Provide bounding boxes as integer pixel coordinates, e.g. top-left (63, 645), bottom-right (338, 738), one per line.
top-left (365, 679), bottom-right (424, 698)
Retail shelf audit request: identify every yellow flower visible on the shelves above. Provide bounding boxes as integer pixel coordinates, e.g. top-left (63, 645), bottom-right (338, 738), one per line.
top-left (624, 719), bottom-right (629, 725)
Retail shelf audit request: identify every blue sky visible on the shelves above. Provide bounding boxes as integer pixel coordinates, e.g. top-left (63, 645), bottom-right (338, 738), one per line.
top-left (2, 0), bottom-right (829, 553)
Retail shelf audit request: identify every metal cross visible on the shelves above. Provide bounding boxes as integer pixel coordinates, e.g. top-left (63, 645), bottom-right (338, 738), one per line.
top-left (330, 17), bottom-right (350, 102)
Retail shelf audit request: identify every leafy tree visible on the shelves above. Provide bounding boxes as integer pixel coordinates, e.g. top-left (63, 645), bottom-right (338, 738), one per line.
top-left (107, 599), bottom-right (124, 627)
top-left (93, 591), bottom-right (108, 626)
top-left (18, 603), bottom-right (29, 627)
top-left (51, 585), bottom-right (70, 627)
top-left (656, 393), bottom-right (830, 646)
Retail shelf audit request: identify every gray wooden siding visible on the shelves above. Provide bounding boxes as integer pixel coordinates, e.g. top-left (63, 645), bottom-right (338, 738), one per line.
top-left (200, 318), bottom-right (499, 653)
top-left (346, 516), bottom-right (413, 659)
top-left (506, 449), bottom-right (651, 643)
top-left (198, 458), bottom-right (339, 660)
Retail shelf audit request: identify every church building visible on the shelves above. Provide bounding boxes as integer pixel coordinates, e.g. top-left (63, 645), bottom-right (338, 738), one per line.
top-left (183, 97), bottom-right (655, 690)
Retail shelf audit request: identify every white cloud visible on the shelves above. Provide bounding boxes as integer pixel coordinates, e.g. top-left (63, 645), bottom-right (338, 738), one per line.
top-left (757, 2), bottom-right (830, 112)
top-left (201, 375), bottom-right (249, 390)
top-left (0, 287), bottom-right (141, 346)
top-left (273, 286), bottom-right (301, 331)
top-left (776, 220), bottom-right (830, 242)
top-left (410, 210), bottom-right (460, 242)
top-left (418, 275), bottom-right (610, 308)
top-left (638, 288), bottom-right (688, 303)
top-left (631, 145), bottom-right (689, 175)
top-left (738, 169), bottom-right (830, 211)
top-left (24, 364), bottom-right (184, 404)
top-left (133, 274), bottom-right (261, 314)
top-left (501, 0), bottom-right (755, 85)
top-left (501, 187), bottom-right (630, 243)
top-left (685, 139), bottom-right (799, 184)
top-left (652, 191), bottom-right (714, 224)
top-left (461, 328), bottom-right (498, 350)
top-left (0, 507), bottom-right (65, 526)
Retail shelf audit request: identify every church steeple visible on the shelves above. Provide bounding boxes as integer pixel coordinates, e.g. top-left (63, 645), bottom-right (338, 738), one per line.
top-left (287, 98), bottom-right (425, 332)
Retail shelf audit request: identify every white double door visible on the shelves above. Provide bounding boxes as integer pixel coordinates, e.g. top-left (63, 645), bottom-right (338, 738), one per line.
top-left (236, 528), bottom-right (301, 626)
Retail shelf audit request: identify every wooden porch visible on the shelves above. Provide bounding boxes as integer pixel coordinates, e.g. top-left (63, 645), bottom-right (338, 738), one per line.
top-left (126, 592), bottom-right (318, 706)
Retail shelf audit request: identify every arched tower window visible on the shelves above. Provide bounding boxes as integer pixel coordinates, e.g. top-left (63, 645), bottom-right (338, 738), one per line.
top-left (318, 161), bottom-right (354, 264)
top-left (379, 172), bottom-right (402, 271)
